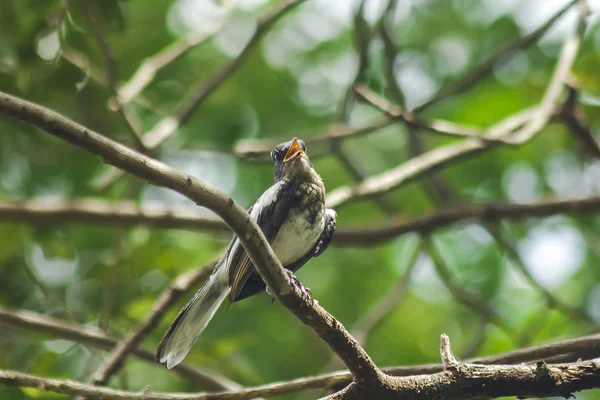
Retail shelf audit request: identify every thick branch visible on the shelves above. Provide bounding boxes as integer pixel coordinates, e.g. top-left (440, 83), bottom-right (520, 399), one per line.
top-left (2, 354), bottom-right (599, 399)
top-left (2, 304), bottom-right (600, 399)
top-left (0, 90), bottom-right (380, 386)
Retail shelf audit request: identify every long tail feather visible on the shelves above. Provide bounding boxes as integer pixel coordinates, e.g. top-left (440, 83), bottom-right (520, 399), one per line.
top-left (155, 265), bottom-right (230, 369)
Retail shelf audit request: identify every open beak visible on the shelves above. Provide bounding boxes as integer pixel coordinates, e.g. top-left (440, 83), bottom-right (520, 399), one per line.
top-left (283, 138), bottom-right (305, 162)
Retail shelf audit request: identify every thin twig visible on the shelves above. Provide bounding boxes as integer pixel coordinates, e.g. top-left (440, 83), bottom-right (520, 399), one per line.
top-left (112, 1), bottom-right (235, 107)
top-left (560, 84), bottom-right (600, 160)
top-left (489, 226), bottom-right (596, 326)
top-left (327, 3), bottom-right (586, 210)
top-left (413, 0), bottom-right (578, 112)
top-left (89, 259), bottom-right (218, 386)
top-left (0, 306), bottom-right (241, 391)
top-left (355, 84), bottom-right (486, 140)
top-left (324, 106), bottom-right (537, 209)
top-left (143, 0), bottom-right (305, 150)
top-left (79, 0), bottom-right (147, 150)
top-left (503, 5), bottom-right (588, 145)
top-left (425, 238), bottom-right (517, 340)
top-left (325, 240), bottom-right (422, 371)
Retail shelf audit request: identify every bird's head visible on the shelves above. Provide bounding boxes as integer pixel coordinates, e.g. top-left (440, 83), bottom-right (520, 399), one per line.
top-left (271, 138), bottom-right (314, 182)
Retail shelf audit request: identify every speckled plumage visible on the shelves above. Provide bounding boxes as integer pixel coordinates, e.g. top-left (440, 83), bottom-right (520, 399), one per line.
top-left (155, 138), bottom-right (336, 369)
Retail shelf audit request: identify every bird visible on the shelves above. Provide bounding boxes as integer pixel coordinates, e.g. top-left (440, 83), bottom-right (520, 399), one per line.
top-left (155, 138), bottom-right (337, 369)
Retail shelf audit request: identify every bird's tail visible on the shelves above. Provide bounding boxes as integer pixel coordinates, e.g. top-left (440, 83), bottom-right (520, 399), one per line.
top-left (155, 263), bottom-right (230, 369)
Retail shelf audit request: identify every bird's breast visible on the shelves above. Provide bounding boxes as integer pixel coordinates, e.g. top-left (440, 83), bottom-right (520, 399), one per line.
top-left (271, 182), bottom-right (325, 266)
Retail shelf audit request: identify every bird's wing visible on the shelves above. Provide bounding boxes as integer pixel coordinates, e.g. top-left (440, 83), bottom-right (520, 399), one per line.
top-left (313, 208), bottom-right (337, 257)
top-left (285, 208), bottom-right (337, 273)
top-left (227, 180), bottom-right (293, 303)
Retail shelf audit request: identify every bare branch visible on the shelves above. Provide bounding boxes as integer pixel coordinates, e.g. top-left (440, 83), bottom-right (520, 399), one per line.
top-left (414, 0), bottom-right (578, 112)
top-left (355, 84), bottom-right (486, 140)
top-left (0, 90), bottom-right (381, 386)
top-left (503, 5), bottom-right (587, 145)
top-left (324, 106), bottom-right (535, 208)
top-left (2, 353), bottom-right (599, 399)
top-left (325, 241), bottom-right (421, 371)
top-left (0, 306), bottom-right (240, 391)
top-left (0, 198), bottom-right (229, 232)
top-left (489, 226), bottom-right (596, 326)
top-left (94, 0), bottom-right (305, 190)
top-left (327, 3), bottom-right (587, 210)
top-left (233, 0), bottom-right (577, 160)
top-left (425, 238), bottom-right (516, 340)
top-left (2, 303), bottom-right (600, 399)
top-left (89, 259), bottom-right (218, 386)
top-left (79, 0), bottom-right (147, 150)
top-left (143, 0), bottom-right (305, 150)
top-left (5, 195), bottom-right (600, 246)
top-left (112, 1), bottom-right (235, 107)
top-left (561, 84), bottom-right (600, 160)
top-left (440, 334), bottom-right (459, 371)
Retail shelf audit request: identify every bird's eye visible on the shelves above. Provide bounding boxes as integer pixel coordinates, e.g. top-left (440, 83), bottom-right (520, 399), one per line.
top-left (300, 141), bottom-right (307, 152)
top-left (271, 148), bottom-right (283, 161)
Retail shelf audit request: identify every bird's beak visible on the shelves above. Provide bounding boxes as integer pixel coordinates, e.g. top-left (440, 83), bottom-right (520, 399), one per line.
top-left (283, 138), bottom-right (305, 162)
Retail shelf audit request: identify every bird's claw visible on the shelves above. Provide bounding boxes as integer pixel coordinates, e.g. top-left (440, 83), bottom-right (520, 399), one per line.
top-left (265, 271), bottom-right (312, 302)
top-left (286, 270), bottom-right (312, 300)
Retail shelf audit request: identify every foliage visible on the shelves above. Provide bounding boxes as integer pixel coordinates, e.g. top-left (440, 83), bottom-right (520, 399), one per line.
top-left (1, 0), bottom-right (600, 399)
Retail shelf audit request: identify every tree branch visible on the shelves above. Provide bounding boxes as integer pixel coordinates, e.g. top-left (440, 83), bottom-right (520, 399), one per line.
top-left (79, 0), bottom-right (147, 150)
top-left (96, 0), bottom-right (306, 189)
top-left (413, 0), bottom-right (578, 112)
top-left (233, 0), bottom-right (577, 161)
top-left (0, 90), bottom-right (381, 386)
top-left (88, 259), bottom-right (218, 386)
top-left (2, 338), bottom-right (599, 399)
top-left (326, 2), bottom-right (586, 210)
top-left (560, 83), bottom-right (600, 160)
top-left (355, 84), bottom-right (484, 140)
top-left (142, 0), bottom-right (305, 150)
top-left (3, 299), bottom-right (600, 399)
top-left (5, 195), bottom-right (600, 246)
top-left (0, 305), bottom-right (240, 391)
top-left (111, 1), bottom-right (235, 108)
top-left (489, 226), bottom-right (596, 326)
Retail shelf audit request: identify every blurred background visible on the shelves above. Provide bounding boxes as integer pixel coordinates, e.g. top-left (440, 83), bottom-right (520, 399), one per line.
top-left (1, 0), bottom-right (600, 399)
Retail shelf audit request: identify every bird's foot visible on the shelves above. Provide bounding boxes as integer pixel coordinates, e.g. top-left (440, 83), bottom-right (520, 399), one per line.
top-left (265, 271), bottom-right (312, 302)
top-left (266, 286), bottom-right (276, 304)
top-left (285, 270), bottom-right (312, 300)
